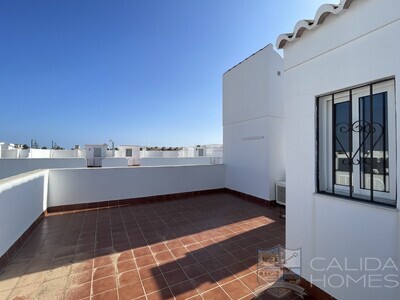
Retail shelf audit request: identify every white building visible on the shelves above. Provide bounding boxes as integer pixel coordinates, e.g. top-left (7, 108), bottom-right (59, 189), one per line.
top-left (84, 144), bottom-right (108, 167)
top-left (117, 145), bottom-right (141, 166)
top-left (278, 0), bottom-right (400, 299)
top-left (194, 144), bottom-right (223, 158)
top-left (223, 45), bottom-right (285, 201)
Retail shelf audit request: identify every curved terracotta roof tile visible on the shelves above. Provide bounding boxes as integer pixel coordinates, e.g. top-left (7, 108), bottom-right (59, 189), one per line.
top-left (276, 0), bottom-right (355, 49)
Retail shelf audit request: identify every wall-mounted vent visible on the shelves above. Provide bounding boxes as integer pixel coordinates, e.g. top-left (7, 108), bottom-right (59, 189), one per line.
top-left (275, 181), bottom-right (286, 206)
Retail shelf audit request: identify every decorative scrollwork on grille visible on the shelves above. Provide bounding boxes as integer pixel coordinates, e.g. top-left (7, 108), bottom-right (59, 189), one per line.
top-left (335, 120), bottom-right (384, 166)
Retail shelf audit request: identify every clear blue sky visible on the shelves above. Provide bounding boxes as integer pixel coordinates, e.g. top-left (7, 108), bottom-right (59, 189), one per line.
top-left (0, 0), bottom-right (334, 149)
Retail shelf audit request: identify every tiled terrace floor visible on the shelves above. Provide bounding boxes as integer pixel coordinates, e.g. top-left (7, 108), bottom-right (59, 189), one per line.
top-left (0, 192), bottom-right (302, 300)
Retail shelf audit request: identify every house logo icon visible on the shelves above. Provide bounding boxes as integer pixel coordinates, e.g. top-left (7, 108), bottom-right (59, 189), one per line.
top-left (256, 245), bottom-right (305, 298)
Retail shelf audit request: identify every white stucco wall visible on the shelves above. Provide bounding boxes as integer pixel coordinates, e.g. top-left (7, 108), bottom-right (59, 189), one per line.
top-left (143, 151), bottom-right (181, 158)
top-left (283, 1), bottom-right (400, 299)
top-left (101, 158), bottom-right (128, 167)
top-left (0, 158), bottom-right (87, 180)
top-left (0, 170), bottom-right (48, 257)
top-left (48, 165), bottom-right (225, 207)
top-left (223, 44), bottom-right (285, 200)
top-left (51, 150), bottom-right (80, 158)
top-left (140, 157), bottom-right (222, 166)
top-left (29, 149), bottom-right (52, 158)
top-left (0, 149), bottom-right (19, 158)
top-left (204, 148), bottom-right (223, 158)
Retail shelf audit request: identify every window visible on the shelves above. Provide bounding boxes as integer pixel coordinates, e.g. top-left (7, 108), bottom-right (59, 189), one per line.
top-left (126, 149), bottom-right (132, 157)
top-left (94, 148), bottom-right (102, 158)
top-left (317, 79), bottom-right (396, 207)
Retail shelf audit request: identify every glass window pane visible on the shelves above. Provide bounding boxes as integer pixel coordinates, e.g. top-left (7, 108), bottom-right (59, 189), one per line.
top-left (359, 92), bottom-right (388, 192)
top-left (334, 100), bottom-right (351, 187)
top-left (94, 148), bottom-right (102, 157)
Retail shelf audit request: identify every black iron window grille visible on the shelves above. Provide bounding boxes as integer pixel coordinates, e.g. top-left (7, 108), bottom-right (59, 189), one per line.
top-left (317, 79), bottom-right (397, 207)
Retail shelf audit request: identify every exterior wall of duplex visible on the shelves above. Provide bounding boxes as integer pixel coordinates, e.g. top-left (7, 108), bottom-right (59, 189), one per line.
top-left (283, 1), bottom-right (400, 299)
top-left (223, 45), bottom-right (285, 201)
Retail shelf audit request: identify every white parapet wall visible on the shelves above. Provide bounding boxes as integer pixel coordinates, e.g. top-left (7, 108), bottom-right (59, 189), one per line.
top-left (48, 165), bottom-right (225, 207)
top-left (139, 157), bottom-right (222, 166)
top-left (0, 158), bottom-right (87, 180)
top-left (0, 170), bottom-right (48, 257)
top-left (101, 158), bottom-right (128, 168)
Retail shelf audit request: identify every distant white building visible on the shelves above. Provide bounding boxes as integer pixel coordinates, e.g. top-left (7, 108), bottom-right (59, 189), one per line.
top-left (195, 144), bottom-right (223, 158)
top-left (118, 145), bottom-right (140, 166)
top-left (84, 144), bottom-right (108, 167)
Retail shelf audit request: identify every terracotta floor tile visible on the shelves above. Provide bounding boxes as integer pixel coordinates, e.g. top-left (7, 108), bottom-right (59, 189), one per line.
top-left (179, 236), bottom-right (197, 246)
top-left (191, 274), bottom-right (218, 293)
top-left (222, 279), bottom-right (252, 299)
top-left (239, 272), bottom-right (261, 292)
top-left (118, 282), bottom-right (145, 300)
top-left (142, 274), bottom-right (167, 294)
top-left (133, 246), bottom-right (152, 258)
top-left (0, 193), bottom-right (288, 300)
top-left (163, 268), bottom-right (188, 286)
top-left (186, 243), bottom-right (203, 252)
top-left (118, 270), bottom-right (141, 287)
top-left (171, 247), bottom-right (187, 258)
top-left (200, 258), bottom-right (224, 273)
top-left (92, 276), bottom-right (117, 295)
top-left (177, 254), bottom-right (197, 268)
top-left (192, 250), bottom-right (213, 262)
top-left (138, 265), bottom-right (161, 280)
top-left (226, 262), bottom-right (249, 277)
top-left (217, 253), bottom-right (240, 266)
top-left (169, 280), bottom-right (198, 300)
top-left (210, 267), bottom-right (236, 285)
top-left (92, 289), bottom-right (118, 300)
top-left (71, 260), bottom-right (93, 274)
top-left (117, 250), bottom-right (134, 263)
top-left (158, 261), bottom-right (181, 273)
top-left (94, 256), bottom-right (113, 268)
top-left (150, 243), bottom-right (168, 253)
top-left (136, 254), bottom-right (156, 268)
top-left (165, 239), bottom-right (183, 250)
top-left (93, 265), bottom-right (116, 280)
top-left (155, 251), bottom-right (174, 263)
top-left (146, 288), bottom-right (174, 300)
top-left (117, 259), bottom-right (137, 273)
top-left (68, 270), bottom-right (92, 286)
top-left (182, 262), bottom-right (208, 279)
top-left (202, 287), bottom-right (231, 300)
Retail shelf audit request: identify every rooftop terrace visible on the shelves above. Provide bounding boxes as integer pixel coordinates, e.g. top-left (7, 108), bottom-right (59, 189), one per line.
top-left (0, 192), bottom-right (303, 300)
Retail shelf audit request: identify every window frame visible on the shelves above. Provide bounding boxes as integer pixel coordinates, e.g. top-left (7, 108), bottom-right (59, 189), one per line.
top-left (316, 78), bottom-right (397, 208)
top-left (126, 149), bottom-right (133, 157)
top-left (93, 148), bottom-right (102, 158)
